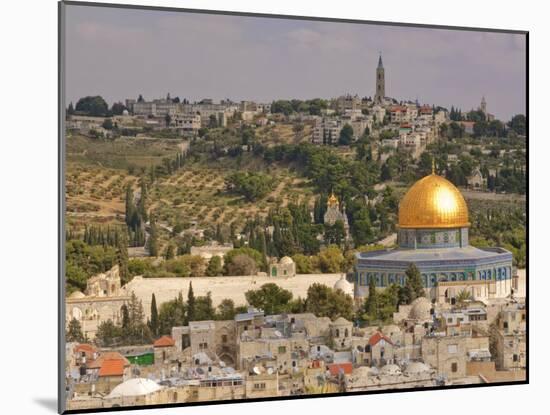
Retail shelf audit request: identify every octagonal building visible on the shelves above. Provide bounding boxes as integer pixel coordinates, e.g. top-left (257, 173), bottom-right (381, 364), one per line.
top-left (354, 170), bottom-right (514, 304)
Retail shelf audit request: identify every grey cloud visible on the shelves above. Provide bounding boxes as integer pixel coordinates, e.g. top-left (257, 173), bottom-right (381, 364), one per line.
top-left (65, 5), bottom-right (526, 120)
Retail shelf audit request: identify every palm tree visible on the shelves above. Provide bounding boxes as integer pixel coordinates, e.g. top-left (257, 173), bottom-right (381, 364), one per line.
top-left (455, 289), bottom-right (472, 308)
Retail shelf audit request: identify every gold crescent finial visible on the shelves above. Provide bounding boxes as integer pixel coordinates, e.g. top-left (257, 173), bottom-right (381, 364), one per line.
top-left (432, 157), bottom-right (435, 174)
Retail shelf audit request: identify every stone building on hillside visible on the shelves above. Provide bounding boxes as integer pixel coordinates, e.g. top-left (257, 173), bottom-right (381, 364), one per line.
top-left (65, 265), bottom-right (130, 339)
top-left (269, 256), bottom-right (296, 278)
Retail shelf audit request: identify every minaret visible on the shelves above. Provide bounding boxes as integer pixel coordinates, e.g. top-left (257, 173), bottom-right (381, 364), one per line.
top-left (480, 96), bottom-right (487, 116)
top-left (375, 53), bottom-right (385, 104)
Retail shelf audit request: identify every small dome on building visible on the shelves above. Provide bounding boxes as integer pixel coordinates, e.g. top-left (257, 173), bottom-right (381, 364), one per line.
top-left (107, 378), bottom-right (162, 398)
top-left (280, 256), bottom-right (294, 265)
top-left (334, 276), bottom-right (353, 296)
top-left (380, 364), bottom-right (401, 376)
top-left (69, 291), bottom-right (86, 299)
top-left (409, 297), bottom-right (432, 320)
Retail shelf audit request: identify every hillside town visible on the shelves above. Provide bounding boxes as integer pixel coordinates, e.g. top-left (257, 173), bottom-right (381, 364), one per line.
top-left (64, 53), bottom-right (527, 410)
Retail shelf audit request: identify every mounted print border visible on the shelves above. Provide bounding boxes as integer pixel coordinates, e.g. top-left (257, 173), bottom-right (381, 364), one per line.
top-left (59, 1), bottom-right (528, 413)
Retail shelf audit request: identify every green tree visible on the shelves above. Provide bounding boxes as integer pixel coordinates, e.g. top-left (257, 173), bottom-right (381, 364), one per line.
top-left (147, 218), bottom-right (159, 257)
top-left (403, 263), bottom-right (425, 304)
top-left (455, 289), bottom-right (473, 308)
top-left (224, 247), bottom-right (264, 274)
top-left (338, 124), bottom-right (354, 145)
top-left (292, 254), bottom-right (313, 274)
top-left (245, 283), bottom-right (293, 315)
top-left (95, 319), bottom-right (122, 347)
top-left (206, 255), bottom-right (223, 276)
top-left (149, 293), bottom-right (159, 337)
top-left (364, 277), bottom-right (378, 317)
top-left (508, 114), bottom-right (526, 135)
top-left (75, 96), bottom-right (109, 116)
top-left (194, 293), bottom-right (216, 321)
top-left (66, 318), bottom-right (85, 343)
top-left (305, 283), bottom-right (354, 321)
top-left (187, 282), bottom-right (196, 322)
top-left (317, 245), bottom-right (345, 273)
top-left (117, 229), bottom-right (129, 285)
top-left (158, 296), bottom-right (185, 335)
top-left (225, 172), bottom-right (274, 202)
top-left (164, 244), bottom-right (175, 260)
top-left (324, 220), bottom-right (346, 245)
top-left (216, 298), bottom-right (236, 320)
top-left (102, 118), bottom-right (114, 130)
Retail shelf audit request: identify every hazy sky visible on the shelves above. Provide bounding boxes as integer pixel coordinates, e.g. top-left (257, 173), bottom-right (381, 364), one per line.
top-left (65, 5), bottom-right (526, 121)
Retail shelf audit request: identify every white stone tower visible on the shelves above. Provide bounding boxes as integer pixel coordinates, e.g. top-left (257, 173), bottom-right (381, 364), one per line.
top-left (480, 96), bottom-right (487, 116)
top-left (375, 53), bottom-right (385, 103)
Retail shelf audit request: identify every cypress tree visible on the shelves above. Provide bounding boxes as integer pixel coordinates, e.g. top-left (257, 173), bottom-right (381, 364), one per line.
top-left (364, 277), bottom-right (378, 317)
top-left (404, 263), bottom-right (425, 304)
top-left (187, 282), bottom-right (196, 323)
top-left (150, 293), bottom-right (159, 337)
top-left (125, 185), bottom-right (134, 227)
top-left (117, 228), bottom-right (129, 285)
top-left (121, 304), bottom-right (130, 330)
top-left (164, 244), bottom-right (175, 260)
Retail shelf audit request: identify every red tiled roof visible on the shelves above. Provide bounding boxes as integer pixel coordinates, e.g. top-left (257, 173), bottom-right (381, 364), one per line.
top-left (98, 359), bottom-right (125, 377)
top-left (419, 105), bottom-right (433, 113)
top-left (368, 332), bottom-right (393, 346)
top-left (328, 363), bottom-right (353, 376)
top-left (390, 105), bottom-right (407, 112)
top-left (154, 335), bottom-right (175, 348)
top-left (88, 351), bottom-right (130, 369)
top-left (75, 344), bottom-right (97, 354)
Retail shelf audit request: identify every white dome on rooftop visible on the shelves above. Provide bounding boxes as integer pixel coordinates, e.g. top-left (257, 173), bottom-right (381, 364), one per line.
top-left (280, 256), bottom-right (294, 265)
top-left (334, 276), bottom-right (353, 296)
top-left (107, 378), bottom-right (162, 398)
top-left (409, 297), bottom-right (432, 320)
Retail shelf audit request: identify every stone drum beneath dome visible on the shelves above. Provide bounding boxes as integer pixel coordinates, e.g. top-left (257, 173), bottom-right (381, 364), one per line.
top-left (354, 172), bottom-right (514, 304)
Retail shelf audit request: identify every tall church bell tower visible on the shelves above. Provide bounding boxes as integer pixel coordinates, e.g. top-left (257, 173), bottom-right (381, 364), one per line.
top-left (375, 53), bottom-right (385, 103)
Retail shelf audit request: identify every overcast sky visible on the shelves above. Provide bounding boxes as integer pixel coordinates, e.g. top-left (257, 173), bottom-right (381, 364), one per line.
top-left (65, 4), bottom-right (526, 121)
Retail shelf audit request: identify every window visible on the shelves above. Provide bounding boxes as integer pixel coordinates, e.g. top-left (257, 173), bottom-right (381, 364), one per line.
top-left (365, 345), bottom-right (371, 353)
top-left (199, 342), bottom-right (208, 350)
top-left (222, 334), bottom-right (228, 343)
top-left (503, 322), bottom-right (509, 330)
top-left (451, 362), bottom-right (458, 373)
top-left (254, 382), bottom-right (266, 390)
top-left (513, 354), bottom-right (519, 362)
top-left (447, 344), bottom-right (458, 354)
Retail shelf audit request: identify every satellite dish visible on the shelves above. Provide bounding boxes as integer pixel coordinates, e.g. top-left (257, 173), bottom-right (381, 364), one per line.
top-left (267, 367), bottom-right (274, 375)
top-left (253, 366), bottom-right (261, 375)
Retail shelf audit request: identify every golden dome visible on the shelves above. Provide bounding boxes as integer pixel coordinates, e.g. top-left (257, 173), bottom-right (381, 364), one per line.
top-left (327, 193), bottom-right (339, 207)
top-left (398, 173), bottom-right (470, 229)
